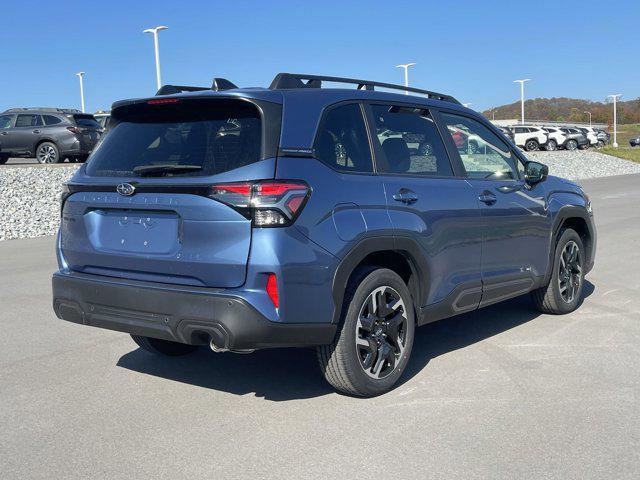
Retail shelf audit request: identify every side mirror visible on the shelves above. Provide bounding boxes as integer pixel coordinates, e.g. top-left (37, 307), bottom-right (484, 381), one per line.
top-left (524, 161), bottom-right (548, 186)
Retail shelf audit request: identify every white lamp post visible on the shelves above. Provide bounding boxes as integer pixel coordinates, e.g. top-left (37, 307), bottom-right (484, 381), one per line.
top-left (584, 111), bottom-right (592, 126)
top-left (143, 25), bottom-right (168, 90)
top-left (395, 63), bottom-right (416, 94)
top-left (607, 94), bottom-right (622, 148)
top-left (513, 78), bottom-right (531, 124)
top-left (75, 72), bottom-right (85, 113)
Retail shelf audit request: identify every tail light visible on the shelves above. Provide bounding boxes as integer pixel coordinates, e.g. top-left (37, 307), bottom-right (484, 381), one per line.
top-left (66, 126), bottom-right (82, 134)
top-left (210, 180), bottom-right (310, 227)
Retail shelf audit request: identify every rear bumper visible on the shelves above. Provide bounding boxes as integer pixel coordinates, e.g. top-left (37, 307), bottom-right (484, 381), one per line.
top-left (52, 271), bottom-right (336, 350)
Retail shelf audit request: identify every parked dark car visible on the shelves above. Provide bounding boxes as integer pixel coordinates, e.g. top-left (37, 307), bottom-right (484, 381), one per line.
top-left (93, 111), bottom-right (111, 130)
top-left (0, 108), bottom-right (101, 164)
top-left (52, 73), bottom-right (596, 396)
top-left (630, 136), bottom-right (640, 147)
top-left (559, 127), bottom-right (589, 150)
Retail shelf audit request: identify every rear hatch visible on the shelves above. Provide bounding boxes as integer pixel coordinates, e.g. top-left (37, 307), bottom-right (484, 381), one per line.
top-left (60, 96), bottom-right (282, 288)
top-left (70, 114), bottom-right (102, 149)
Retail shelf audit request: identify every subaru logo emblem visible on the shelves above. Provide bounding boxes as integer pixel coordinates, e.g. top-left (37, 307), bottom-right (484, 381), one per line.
top-left (117, 183), bottom-right (136, 196)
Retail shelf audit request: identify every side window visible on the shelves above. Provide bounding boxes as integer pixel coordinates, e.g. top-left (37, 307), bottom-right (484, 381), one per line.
top-left (370, 105), bottom-right (453, 176)
top-left (440, 112), bottom-right (520, 181)
top-left (15, 114), bottom-right (43, 128)
top-left (314, 103), bottom-right (373, 173)
top-left (0, 115), bottom-right (13, 129)
top-left (513, 127), bottom-right (524, 134)
top-left (42, 115), bottom-right (63, 126)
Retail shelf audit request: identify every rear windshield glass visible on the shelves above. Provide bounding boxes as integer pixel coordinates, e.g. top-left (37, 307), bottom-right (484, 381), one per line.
top-left (72, 114), bottom-right (100, 128)
top-left (85, 100), bottom-right (262, 177)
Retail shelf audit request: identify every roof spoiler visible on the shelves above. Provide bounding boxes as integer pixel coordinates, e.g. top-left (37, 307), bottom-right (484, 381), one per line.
top-left (155, 77), bottom-right (239, 96)
top-left (269, 72), bottom-right (460, 104)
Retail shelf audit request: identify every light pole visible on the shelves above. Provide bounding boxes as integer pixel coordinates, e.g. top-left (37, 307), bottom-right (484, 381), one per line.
top-left (395, 63), bottom-right (416, 94)
top-left (584, 111), bottom-right (592, 126)
top-left (607, 94), bottom-right (622, 148)
top-left (143, 25), bottom-right (168, 90)
top-left (513, 78), bottom-right (531, 124)
top-left (75, 72), bottom-right (85, 113)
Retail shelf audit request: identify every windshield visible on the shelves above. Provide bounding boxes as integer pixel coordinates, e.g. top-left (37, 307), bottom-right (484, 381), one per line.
top-left (85, 99), bottom-right (262, 177)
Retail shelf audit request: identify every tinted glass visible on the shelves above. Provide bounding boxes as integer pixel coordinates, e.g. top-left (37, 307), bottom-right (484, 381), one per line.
top-left (42, 115), bottom-right (63, 125)
top-left (370, 105), bottom-right (453, 176)
top-left (86, 100), bottom-right (262, 177)
top-left (0, 115), bottom-right (12, 128)
top-left (72, 114), bottom-right (101, 128)
top-left (513, 127), bottom-right (524, 133)
top-left (15, 114), bottom-right (42, 127)
top-left (441, 113), bottom-right (520, 180)
top-left (314, 103), bottom-right (373, 173)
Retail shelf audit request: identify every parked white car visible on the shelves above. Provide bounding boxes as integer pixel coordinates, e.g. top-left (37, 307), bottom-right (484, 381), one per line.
top-left (541, 127), bottom-right (566, 151)
top-left (578, 127), bottom-right (601, 148)
top-left (510, 126), bottom-right (548, 151)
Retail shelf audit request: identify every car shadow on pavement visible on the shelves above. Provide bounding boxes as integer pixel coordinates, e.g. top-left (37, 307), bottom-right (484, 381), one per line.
top-left (117, 281), bottom-right (594, 401)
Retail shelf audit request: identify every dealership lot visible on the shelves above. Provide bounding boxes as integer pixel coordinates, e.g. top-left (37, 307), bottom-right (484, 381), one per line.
top-left (1, 174), bottom-right (639, 479)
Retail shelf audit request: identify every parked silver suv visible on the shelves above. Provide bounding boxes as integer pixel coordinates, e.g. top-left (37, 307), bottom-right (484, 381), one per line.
top-left (0, 108), bottom-right (101, 164)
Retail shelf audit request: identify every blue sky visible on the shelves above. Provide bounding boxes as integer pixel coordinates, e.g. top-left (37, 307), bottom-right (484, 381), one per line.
top-left (1, 0), bottom-right (638, 113)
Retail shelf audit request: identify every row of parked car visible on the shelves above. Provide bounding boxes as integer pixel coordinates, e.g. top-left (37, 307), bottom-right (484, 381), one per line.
top-left (0, 107), bottom-right (107, 164)
top-left (497, 125), bottom-right (610, 152)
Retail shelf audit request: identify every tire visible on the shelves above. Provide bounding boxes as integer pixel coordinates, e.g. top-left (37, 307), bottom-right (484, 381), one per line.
top-left (565, 139), bottom-right (578, 151)
top-left (131, 334), bottom-right (199, 356)
top-left (0, 155), bottom-right (8, 165)
top-left (596, 140), bottom-right (605, 149)
top-left (531, 228), bottom-right (585, 315)
top-left (524, 139), bottom-right (539, 151)
top-left (36, 142), bottom-right (61, 164)
top-left (317, 267), bottom-right (415, 397)
top-left (545, 139), bottom-right (557, 151)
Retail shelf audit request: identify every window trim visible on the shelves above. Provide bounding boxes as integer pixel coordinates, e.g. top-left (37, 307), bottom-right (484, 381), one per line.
top-left (362, 100), bottom-right (464, 179)
top-left (311, 100), bottom-right (377, 176)
top-left (434, 108), bottom-right (527, 182)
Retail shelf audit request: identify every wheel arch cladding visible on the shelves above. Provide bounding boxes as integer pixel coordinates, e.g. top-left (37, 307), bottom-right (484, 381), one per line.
top-left (331, 237), bottom-right (429, 324)
top-left (545, 206), bottom-right (594, 283)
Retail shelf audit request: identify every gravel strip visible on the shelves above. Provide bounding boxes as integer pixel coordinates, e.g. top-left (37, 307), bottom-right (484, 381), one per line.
top-left (1, 150), bottom-right (640, 241)
top-left (0, 165), bottom-right (79, 241)
top-left (526, 150), bottom-right (640, 181)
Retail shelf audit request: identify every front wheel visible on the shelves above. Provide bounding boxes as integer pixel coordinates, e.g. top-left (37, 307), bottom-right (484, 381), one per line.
top-left (565, 139), bottom-right (578, 151)
top-left (596, 140), bottom-right (605, 149)
top-left (317, 268), bottom-right (415, 397)
top-left (524, 139), bottom-right (539, 151)
top-left (131, 335), bottom-right (199, 356)
top-left (545, 139), bottom-right (557, 151)
top-left (36, 142), bottom-right (60, 164)
top-left (531, 228), bottom-right (585, 314)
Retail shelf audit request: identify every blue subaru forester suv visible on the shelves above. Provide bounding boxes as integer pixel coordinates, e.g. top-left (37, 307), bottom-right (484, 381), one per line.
top-left (53, 73), bottom-right (596, 396)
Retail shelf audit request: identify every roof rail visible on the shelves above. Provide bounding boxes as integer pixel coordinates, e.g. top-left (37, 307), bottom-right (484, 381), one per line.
top-left (3, 107), bottom-right (82, 113)
top-left (156, 77), bottom-right (239, 96)
top-left (269, 73), bottom-right (461, 104)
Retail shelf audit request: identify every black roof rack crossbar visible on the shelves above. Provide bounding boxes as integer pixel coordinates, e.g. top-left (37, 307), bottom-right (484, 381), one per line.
top-left (269, 73), bottom-right (460, 104)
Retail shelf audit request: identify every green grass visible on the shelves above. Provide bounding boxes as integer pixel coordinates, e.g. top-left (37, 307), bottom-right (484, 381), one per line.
top-left (602, 146), bottom-right (640, 163)
top-left (611, 123), bottom-right (640, 145)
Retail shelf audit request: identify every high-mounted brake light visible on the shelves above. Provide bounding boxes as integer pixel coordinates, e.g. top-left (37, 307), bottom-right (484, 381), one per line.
top-left (209, 180), bottom-right (310, 227)
top-left (147, 98), bottom-right (181, 105)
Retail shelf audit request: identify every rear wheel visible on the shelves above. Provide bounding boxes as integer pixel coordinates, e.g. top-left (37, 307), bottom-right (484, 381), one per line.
top-left (532, 228), bottom-right (585, 314)
top-left (317, 268), bottom-right (415, 397)
top-left (596, 140), bottom-right (605, 149)
top-left (545, 139), bottom-right (557, 151)
top-left (565, 139), bottom-right (578, 151)
top-left (131, 334), bottom-right (199, 356)
top-left (524, 139), bottom-right (539, 151)
top-left (36, 142), bottom-right (60, 164)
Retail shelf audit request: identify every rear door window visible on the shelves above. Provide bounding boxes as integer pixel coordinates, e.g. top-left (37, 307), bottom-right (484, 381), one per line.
top-left (369, 105), bottom-right (453, 176)
top-left (86, 99), bottom-right (265, 177)
top-left (15, 114), bottom-right (43, 127)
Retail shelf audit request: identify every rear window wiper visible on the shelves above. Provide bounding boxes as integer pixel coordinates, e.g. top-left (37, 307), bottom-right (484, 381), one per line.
top-left (133, 164), bottom-right (203, 176)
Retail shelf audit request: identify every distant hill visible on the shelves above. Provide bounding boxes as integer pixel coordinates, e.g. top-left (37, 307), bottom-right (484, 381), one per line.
top-left (483, 97), bottom-right (640, 125)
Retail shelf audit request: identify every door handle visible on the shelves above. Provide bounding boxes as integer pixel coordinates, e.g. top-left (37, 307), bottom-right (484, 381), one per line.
top-left (0, 131), bottom-right (7, 135)
top-left (32, 130), bottom-right (41, 134)
top-left (478, 191), bottom-right (497, 205)
top-left (393, 188), bottom-right (418, 204)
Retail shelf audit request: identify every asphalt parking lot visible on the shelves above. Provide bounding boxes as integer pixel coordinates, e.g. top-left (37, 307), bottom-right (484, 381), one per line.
top-left (1, 174), bottom-right (639, 479)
